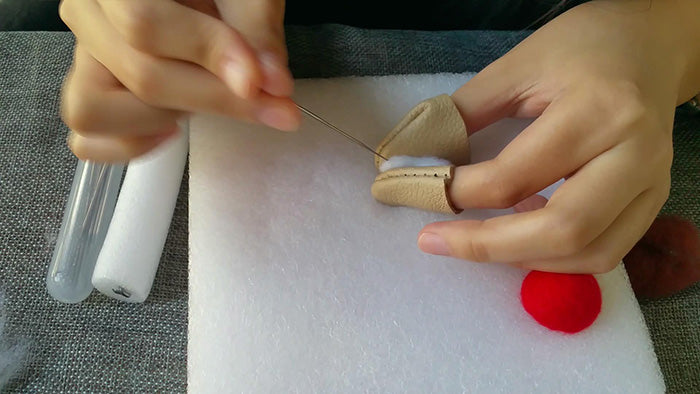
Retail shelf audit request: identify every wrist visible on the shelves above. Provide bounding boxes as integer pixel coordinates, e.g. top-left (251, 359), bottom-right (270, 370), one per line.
top-left (581, 0), bottom-right (700, 105)
top-left (661, 0), bottom-right (700, 103)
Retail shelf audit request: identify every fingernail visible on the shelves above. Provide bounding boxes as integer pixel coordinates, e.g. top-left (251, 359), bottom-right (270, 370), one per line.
top-left (223, 59), bottom-right (252, 99)
top-left (256, 106), bottom-right (297, 131)
top-left (418, 233), bottom-right (451, 256)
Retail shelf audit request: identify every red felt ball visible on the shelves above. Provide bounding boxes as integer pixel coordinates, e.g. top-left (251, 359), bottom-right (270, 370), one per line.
top-left (521, 271), bottom-right (602, 334)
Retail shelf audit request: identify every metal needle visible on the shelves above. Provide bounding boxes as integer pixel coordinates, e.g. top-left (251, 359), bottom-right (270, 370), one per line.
top-left (296, 104), bottom-right (387, 161)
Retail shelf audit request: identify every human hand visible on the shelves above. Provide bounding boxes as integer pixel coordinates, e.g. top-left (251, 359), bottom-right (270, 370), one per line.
top-left (59, 0), bottom-right (298, 162)
top-left (417, 0), bottom-right (700, 273)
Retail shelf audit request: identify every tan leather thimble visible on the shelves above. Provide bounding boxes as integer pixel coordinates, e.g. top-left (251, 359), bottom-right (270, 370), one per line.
top-left (371, 94), bottom-right (470, 214)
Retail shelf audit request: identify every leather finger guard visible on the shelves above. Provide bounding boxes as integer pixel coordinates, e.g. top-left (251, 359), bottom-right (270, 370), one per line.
top-left (371, 165), bottom-right (461, 214)
top-left (371, 94), bottom-right (470, 214)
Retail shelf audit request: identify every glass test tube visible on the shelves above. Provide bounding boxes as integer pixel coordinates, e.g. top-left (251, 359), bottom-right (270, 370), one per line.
top-left (46, 160), bottom-right (124, 303)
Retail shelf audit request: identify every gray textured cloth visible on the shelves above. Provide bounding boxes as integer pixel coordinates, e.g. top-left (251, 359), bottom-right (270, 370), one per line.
top-left (0, 32), bottom-right (188, 393)
top-left (0, 27), bottom-right (698, 393)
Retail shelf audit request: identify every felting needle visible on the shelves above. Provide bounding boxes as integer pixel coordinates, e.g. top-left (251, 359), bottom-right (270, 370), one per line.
top-left (296, 104), bottom-right (387, 161)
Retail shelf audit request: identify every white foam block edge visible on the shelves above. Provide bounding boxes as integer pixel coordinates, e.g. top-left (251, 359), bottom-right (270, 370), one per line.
top-left (188, 74), bottom-right (664, 393)
top-left (92, 124), bottom-right (189, 303)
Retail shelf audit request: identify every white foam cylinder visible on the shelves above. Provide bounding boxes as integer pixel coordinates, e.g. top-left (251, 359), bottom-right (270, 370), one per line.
top-left (92, 123), bottom-right (189, 303)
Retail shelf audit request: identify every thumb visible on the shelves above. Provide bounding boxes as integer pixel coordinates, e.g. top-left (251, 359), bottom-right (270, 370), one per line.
top-left (214, 0), bottom-right (292, 97)
top-left (451, 55), bottom-right (538, 134)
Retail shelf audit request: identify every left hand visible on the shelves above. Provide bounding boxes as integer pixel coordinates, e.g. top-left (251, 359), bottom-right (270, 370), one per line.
top-left (417, 0), bottom-right (700, 273)
top-left (59, 0), bottom-right (296, 162)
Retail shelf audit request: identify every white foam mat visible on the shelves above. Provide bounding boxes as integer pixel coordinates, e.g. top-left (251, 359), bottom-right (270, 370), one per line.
top-left (188, 74), bottom-right (664, 393)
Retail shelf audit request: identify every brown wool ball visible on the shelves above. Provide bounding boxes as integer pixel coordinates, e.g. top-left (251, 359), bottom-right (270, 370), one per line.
top-left (624, 216), bottom-right (700, 299)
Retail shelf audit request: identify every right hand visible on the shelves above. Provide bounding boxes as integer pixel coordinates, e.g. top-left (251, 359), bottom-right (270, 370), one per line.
top-left (59, 0), bottom-right (299, 162)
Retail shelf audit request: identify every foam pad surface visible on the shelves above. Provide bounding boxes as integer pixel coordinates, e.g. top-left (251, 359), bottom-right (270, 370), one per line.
top-left (188, 74), bottom-right (664, 393)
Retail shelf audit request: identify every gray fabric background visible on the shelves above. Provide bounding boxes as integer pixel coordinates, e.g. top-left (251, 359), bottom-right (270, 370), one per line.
top-left (0, 27), bottom-right (697, 393)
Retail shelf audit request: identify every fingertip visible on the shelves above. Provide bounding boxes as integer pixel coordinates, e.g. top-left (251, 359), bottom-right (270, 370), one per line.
top-left (288, 106), bottom-right (302, 131)
top-left (417, 232), bottom-right (452, 257)
top-left (66, 131), bottom-right (80, 155)
top-left (417, 221), bottom-right (454, 254)
top-left (255, 102), bottom-right (301, 132)
top-left (419, 219), bottom-right (453, 234)
top-left (67, 130), bottom-right (173, 163)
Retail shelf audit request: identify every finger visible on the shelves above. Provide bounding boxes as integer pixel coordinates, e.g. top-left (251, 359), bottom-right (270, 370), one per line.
top-left (515, 187), bottom-right (667, 273)
top-left (64, 0), bottom-right (300, 130)
top-left (215, 0), bottom-right (293, 97)
top-left (507, 193), bottom-right (549, 270)
top-left (62, 46), bottom-right (182, 136)
top-left (96, 0), bottom-right (263, 99)
top-left (68, 129), bottom-right (177, 163)
top-left (449, 95), bottom-right (617, 210)
top-left (419, 144), bottom-right (647, 263)
top-left (450, 52), bottom-right (540, 134)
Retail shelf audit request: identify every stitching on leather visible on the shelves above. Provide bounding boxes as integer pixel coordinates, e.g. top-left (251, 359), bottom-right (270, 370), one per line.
top-left (376, 172), bottom-right (450, 181)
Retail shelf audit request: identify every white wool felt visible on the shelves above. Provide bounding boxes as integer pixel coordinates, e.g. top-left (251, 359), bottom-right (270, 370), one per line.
top-left (379, 155), bottom-right (452, 172)
top-left (188, 73), bottom-right (664, 393)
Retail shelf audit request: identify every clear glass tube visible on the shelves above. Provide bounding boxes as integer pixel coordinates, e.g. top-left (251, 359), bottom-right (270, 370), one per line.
top-left (46, 160), bottom-right (124, 303)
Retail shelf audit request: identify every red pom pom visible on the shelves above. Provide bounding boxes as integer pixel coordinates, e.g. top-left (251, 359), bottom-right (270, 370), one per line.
top-left (521, 271), bottom-right (602, 334)
top-left (624, 215), bottom-right (700, 299)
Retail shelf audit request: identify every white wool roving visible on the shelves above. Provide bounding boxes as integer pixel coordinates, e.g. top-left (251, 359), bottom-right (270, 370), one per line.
top-left (0, 292), bottom-right (27, 388)
top-left (379, 155), bottom-right (452, 172)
